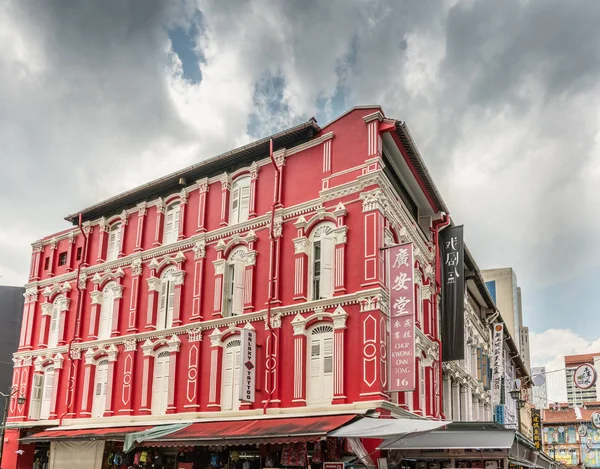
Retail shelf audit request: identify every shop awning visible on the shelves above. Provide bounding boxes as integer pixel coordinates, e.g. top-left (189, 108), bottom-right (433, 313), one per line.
top-left (379, 429), bottom-right (515, 450)
top-left (329, 417), bottom-right (450, 438)
top-left (129, 415), bottom-right (357, 449)
top-left (20, 425), bottom-right (152, 443)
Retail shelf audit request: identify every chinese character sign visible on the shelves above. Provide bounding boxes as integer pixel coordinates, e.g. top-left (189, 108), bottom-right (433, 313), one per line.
top-left (532, 410), bottom-right (542, 450)
top-left (440, 225), bottom-right (465, 362)
top-left (490, 323), bottom-right (505, 406)
top-left (389, 243), bottom-right (416, 392)
top-left (574, 364), bottom-right (598, 390)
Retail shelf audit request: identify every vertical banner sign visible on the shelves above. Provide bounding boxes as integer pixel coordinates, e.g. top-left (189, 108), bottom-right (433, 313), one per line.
top-left (490, 323), bottom-right (505, 406)
top-left (532, 409), bottom-right (542, 450)
top-left (389, 243), bottom-right (416, 392)
top-left (239, 328), bottom-right (256, 402)
top-left (441, 226), bottom-right (465, 361)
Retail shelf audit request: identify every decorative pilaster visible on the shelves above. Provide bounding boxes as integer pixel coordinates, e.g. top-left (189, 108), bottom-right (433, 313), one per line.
top-left (128, 257), bottom-right (142, 332)
top-left (140, 344), bottom-right (154, 415)
top-left (292, 314), bottom-right (307, 405)
top-left (66, 231), bottom-right (76, 272)
top-left (358, 297), bottom-right (387, 399)
top-left (38, 302), bottom-right (53, 348)
top-left (249, 162), bottom-right (258, 218)
top-left (332, 306), bottom-right (348, 403)
top-left (110, 284), bottom-right (124, 337)
top-left (460, 383), bottom-right (469, 421)
top-left (219, 173), bottom-right (231, 226)
top-left (451, 379), bottom-right (461, 421)
top-left (96, 219), bottom-right (108, 263)
top-left (118, 210), bottom-right (128, 257)
top-left (119, 339), bottom-right (137, 415)
top-left (360, 190), bottom-right (386, 287)
top-left (20, 288), bottom-right (38, 349)
top-left (166, 336), bottom-right (181, 414)
top-left (49, 353), bottom-right (64, 418)
top-left (292, 216), bottom-right (309, 301)
top-left (88, 290), bottom-right (103, 339)
top-left (263, 317), bottom-right (281, 408)
top-left (212, 257), bottom-right (225, 317)
top-left (134, 203), bottom-right (147, 252)
top-left (30, 242), bottom-right (43, 281)
top-left (145, 276), bottom-right (161, 330)
top-left (48, 238), bottom-right (57, 277)
top-left (443, 376), bottom-right (452, 418)
top-left (177, 189), bottom-right (188, 240)
top-left (184, 329), bottom-right (202, 410)
top-left (171, 269), bottom-right (185, 326)
top-left (196, 178), bottom-right (209, 233)
top-left (207, 329), bottom-right (223, 410)
top-left (104, 345), bottom-right (118, 416)
top-left (333, 203), bottom-right (348, 294)
top-left (191, 240), bottom-right (205, 320)
top-left (153, 199), bottom-right (165, 247)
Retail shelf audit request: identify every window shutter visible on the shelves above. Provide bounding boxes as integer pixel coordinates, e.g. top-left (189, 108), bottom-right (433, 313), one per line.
top-left (232, 259), bottom-right (245, 316)
top-left (107, 225), bottom-right (120, 261)
top-left (161, 357), bottom-right (170, 413)
top-left (230, 187), bottom-right (240, 224)
top-left (98, 289), bottom-right (114, 340)
top-left (92, 362), bottom-right (108, 418)
top-left (173, 206), bottom-right (181, 239)
top-left (166, 280), bottom-right (175, 328)
top-left (152, 354), bottom-right (170, 415)
top-left (233, 348), bottom-right (241, 410)
top-left (239, 185), bottom-right (250, 223)
top-left (323, 336), bottom-right (334, 402)
top-left (309, 339), bottom-right (321, 402)
top-left (319, 235), bottom-right (334, 298)
top-left (222, 349), bottom-right (234, 411)
top-left (29, 374), bottom-right (43, 419)
top-left (158, 278), bottom-right (169, 329)
top-left (48, 307), bottom-right (60, 348)
top-left (40, 369), bottom-right (54, 420)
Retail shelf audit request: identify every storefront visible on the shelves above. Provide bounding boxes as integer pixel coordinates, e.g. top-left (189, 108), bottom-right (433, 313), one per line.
top-left (18, 415), bottom-right (449, 469)
top-left (378, 423), bottom-right (560, 469)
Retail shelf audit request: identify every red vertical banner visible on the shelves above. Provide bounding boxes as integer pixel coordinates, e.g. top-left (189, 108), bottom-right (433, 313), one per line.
top-left (388, 243), bottom-right (415, 392)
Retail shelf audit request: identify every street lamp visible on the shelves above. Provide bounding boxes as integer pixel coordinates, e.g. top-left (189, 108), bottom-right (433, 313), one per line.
top-left (0, 387), bottom-right (26, 463)
top-left (509, 380), bottom-right (526, 433)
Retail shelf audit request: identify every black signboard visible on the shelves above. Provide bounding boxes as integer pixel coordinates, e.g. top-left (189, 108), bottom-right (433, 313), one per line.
top-left (441, 225), bottom-right (465, 362)
top-left (532, 409), bottom-right (542, 450)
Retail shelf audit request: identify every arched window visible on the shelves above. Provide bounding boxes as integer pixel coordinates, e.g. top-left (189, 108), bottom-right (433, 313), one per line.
top-left (157, 267), bottom-right (176, 330)
top-left (307, 325), bottom-right (334, 405)
top-left (221, 339), bottom-right (241, 411)
top-left (163, 202), bottom-right (181, 245)
top-left (98, 282), bottom-right (116, 340)
top-left (39, 366), bottom-right (55, 420)
top-left (92, 359), bottom-right (109, 418)
top-left (223, 247), bottom-right (247, 317)
top-left (152, 350), bottom-right (170, 415)
top-left (309, 224), bottom-right (335, 300)
top-left (48, 297), bottom-right (62, 348)
top-left (230, 177), bottom-right (251, 225)
top-left (106, 222), bottom-right (122, 261)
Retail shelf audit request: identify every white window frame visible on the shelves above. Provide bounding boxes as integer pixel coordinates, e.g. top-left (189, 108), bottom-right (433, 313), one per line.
top-left (39, 366), bottom-right (55, 420)
top-left (151, 350), bottom-right (170, 416)
top-left (307, 324), bottom-right (334, 406)
top-left (221, 338), bottom-right (242, 411)
top-left (230, 176), bottom-right (251, 225)
top-left (309, 224), bottom-right (335, 301)
top-left (157, 267), bottom-right (176, 330)
top-left (163, 202), bottom-right (181, 245)
top-left (106, 222), bottom-right (122, 261)
top-left (98, 282), bottom-right (116, 340)
top-left (92, 359), bottom-right (109, 418)
top-left (48, 298), bottom-right (62, 348)
top-left (223, 248), bottom-right (246, 317)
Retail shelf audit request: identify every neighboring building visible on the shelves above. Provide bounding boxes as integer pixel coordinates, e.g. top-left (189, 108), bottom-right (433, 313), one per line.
top-left (3, 106), bottom-right (455, 469)
top-left (532, 366), bottom-right (549, 409)
top-left (0, 286), bottom-right (24, 418)
top-left (565, 353), bottom-right (600, 406)
top-left (442, 249), bottom-right (495, 422)
top-left (482, 268), bottom-right (531, 374)
top-left (542, 402), bottom-right (600, 468)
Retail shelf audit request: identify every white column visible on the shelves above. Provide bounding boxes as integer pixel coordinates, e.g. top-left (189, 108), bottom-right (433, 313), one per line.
top-left (452, 380), bottom-right (461, 421)
top-left (472, 397), bottom-right (479, 421)
top-left (480, 401), bottom-right (486, 421)
top-left (460, 384), bottom-right (469, 421)
top-left (443, 377), bottom-right (452, 419)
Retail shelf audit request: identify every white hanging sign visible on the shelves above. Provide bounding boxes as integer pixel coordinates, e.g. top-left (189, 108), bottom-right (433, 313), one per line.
top-left (239, 328), bottom-right (256, 403)
top-left (490, 323), bottom-right (504, 406)
top-left (574, 364), bottom-right (597, 390)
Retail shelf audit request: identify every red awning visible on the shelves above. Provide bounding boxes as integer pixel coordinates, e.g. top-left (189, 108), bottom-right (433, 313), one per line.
top-left (136, 415), bottom-right (357, 447)
top-left (20, 425), bottom-right (152, 443)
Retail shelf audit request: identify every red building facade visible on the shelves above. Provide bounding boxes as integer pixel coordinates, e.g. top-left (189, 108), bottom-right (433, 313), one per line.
top-left (4, 106), bottom-right (449, 467)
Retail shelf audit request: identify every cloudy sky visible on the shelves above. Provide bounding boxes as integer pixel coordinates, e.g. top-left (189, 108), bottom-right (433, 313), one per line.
top-left (2, 0), bottom-right (599, 400)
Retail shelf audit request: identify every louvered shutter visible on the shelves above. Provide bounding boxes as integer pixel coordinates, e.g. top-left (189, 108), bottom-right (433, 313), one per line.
top-left (309, 339), bottom-right (321, 403)
top-left (160, 357), bottom-right (170, 413)
top-left (98, 289), bottom-right (114, 339)
top-left (107, 225), bottom-right (120, 261)
top-left (158, 278), bottom-right (169, 329)
top-left (40, 369), bottom-right (54, 420)
top-left (48, 306), bottom-right (60, 348)
top-left (222, 349), bottom-right (234, 411)
top-left (173, 205), bottom-right (180, 239)
top-left (29, 374), bottom-right (43, 419)
top-left (230, 186), bottom-right (240, 224)
top-left (166, 280), bottom-right (175, 328)
top-left (323, 336), bottom-right (334, 402)
top-left (164, 211), bottom-right (174, 244)
top-left (232, 259), bottom-right (245, 316)
top-left (92, 362), bottom-right (108, 418)
top-left (233, 347), bottom-right (241, 410)
top-left (319, 235), bottom-right (334, 298)
top-left (152, 354), bottom-right (169, 415)
top-left (239, 185), bottom-right (250, 223)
